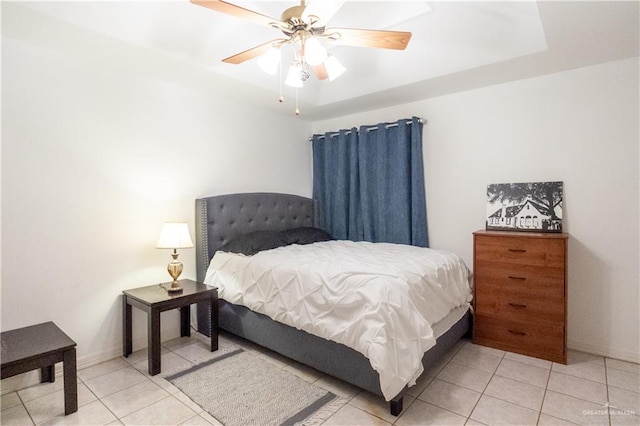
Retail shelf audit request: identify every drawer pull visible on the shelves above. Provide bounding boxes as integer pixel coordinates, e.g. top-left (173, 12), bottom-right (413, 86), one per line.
top-left (508, 248), bottom-right (527, 253)
top-left (508, 302), bottom-right (527, 308)
top-left (508, 329), bottom-right (526, 336)
top-left (508, 275), bottom-right (527, 281)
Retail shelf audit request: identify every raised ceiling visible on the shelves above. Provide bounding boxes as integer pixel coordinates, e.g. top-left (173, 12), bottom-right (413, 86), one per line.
top-left (5, 1), bottom-right (639, 120)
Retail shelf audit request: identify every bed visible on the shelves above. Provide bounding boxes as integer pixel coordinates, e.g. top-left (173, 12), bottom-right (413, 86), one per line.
top-left (195, 192), bottom-right (472, 416)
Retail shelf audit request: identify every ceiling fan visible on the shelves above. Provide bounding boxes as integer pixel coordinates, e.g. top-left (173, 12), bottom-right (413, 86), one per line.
top-left (190, 0), bottom-right (413, 81)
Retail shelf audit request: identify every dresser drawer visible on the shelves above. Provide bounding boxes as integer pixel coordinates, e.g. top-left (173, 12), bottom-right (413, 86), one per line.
top-left (474, 260), bottom-right (564, 297)
top-left (473, 314), bottom-right (565, 360)
top-left (474, 281), bottom-right (564, 324)
top-left (475, 234), bottom-right (565, 268)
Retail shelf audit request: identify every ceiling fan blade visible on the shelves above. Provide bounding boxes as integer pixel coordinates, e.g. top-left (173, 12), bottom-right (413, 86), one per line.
top-left (327, 28), bottom-right (412, 50)
top-left (312, 63), bottom-right (328, 80)
top-left (190, 0), bottom-right (278, 27)
top-left (222, 39), bottom-right (285, 64)
top-left (302, 0), bottom-right (345, 27)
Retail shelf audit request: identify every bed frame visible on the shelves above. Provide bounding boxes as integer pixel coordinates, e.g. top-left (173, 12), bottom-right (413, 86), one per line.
top-left (194, 192), bottom-right (470, 416)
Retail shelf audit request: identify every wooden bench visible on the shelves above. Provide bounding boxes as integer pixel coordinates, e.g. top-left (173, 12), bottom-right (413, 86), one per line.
top-left (1, 321), bottom-right (77, 415)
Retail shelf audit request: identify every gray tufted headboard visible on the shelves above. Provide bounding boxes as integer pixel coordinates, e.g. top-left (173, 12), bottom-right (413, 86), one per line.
top-left (195, 192), bottom-right (314, 282)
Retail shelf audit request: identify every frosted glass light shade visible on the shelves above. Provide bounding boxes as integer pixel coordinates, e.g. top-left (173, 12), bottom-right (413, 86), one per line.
top-left (304, 37), bottom-right (327, 66)
top-left (257, 47), bottom-right (281, 75)
top-left (324, 55), bottom-right (346, 81)
top-left (156, 223), bottom-right (193, 249)
top-left (285, 63), bottom-right (304, 88)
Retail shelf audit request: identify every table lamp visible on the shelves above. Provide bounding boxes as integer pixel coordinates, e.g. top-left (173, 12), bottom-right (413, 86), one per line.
top-left (156, 222), bottom-right (193, 292)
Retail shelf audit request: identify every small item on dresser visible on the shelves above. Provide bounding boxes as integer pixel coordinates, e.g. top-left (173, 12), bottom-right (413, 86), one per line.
top-left (472, 230), bottom-right (568, 364)
top-left (485, 181), bottom-right (563, 233)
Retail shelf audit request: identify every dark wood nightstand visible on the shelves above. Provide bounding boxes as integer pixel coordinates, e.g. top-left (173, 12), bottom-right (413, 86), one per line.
top-left (1, 322), bottom-right (77, 415)
top-left (122, 279), bottom-right (218, 375)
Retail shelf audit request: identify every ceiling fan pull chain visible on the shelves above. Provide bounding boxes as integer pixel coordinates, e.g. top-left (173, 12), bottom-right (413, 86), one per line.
top-left (279, 49), bottom-right (284, 103)
top-left (190, 0), bottom-right (411, 108)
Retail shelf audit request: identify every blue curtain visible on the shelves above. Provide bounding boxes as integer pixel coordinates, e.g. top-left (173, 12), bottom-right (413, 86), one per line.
top-left (312, 117), bottom-right (428, 247)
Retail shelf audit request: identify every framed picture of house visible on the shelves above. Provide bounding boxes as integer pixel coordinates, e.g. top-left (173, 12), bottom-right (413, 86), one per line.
top-left (486, 181), bottom-right (563, 233)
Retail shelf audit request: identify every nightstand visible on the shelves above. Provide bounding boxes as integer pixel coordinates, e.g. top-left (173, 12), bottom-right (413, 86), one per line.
top-left (472, 230), bottom-right (568, 364)
top-left (1, 322), bottom-right (77, 415)
top-left (122, 279), bottom-right (218, 375)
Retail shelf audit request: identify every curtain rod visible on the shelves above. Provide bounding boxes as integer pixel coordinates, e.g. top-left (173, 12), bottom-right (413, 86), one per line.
top-left (308, 117), bottom-right (425, 141)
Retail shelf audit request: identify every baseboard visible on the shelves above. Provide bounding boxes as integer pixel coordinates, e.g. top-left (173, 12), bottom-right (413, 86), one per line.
top-left (77, 327), bottom-right (183, 370)
top-left (4, 333), bottom-right (636, 396)
top-left (0, 327), bottom-right (182, 395)
top-left (568, 339), bottom-right (640, 364)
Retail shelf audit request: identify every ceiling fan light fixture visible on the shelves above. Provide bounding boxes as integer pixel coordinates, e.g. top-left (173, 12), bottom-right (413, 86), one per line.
top-left (304, 36), bottom-right (327, 66)
top-left (257, 47), bottom-right (281, 75)
top-left (190, 0), bottom-right (412, 116)
top-left (324, 55), bottom-right (346, 81)
top-left (285, 62), bottom-right (304, 88)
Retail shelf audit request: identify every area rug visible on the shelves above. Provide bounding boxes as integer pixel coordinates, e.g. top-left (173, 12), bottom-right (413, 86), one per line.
top-left (166, 349), bottom-right (346, 426)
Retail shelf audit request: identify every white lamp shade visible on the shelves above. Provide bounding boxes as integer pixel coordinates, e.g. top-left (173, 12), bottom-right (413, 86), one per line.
top-left (257, 47), bottom-right (281, 75)
top-left (285, 63), bottom-right (304, 88)
top-left (304, 37), bottom-right (327, 66)
top-left (157, 223), bottom-right (193, 249)
top-left (324, 55), bottom-right (346, 81)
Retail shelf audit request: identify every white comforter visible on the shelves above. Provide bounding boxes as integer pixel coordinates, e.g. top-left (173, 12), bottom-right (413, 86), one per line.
top-left (204, 240), bottom-right (471, 400)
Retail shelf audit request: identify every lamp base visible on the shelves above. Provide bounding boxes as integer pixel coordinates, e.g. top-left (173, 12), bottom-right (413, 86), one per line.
top-left (167, 252), bottom-right (184, 292)
top-left (167, 281), bottom-right (183, 293)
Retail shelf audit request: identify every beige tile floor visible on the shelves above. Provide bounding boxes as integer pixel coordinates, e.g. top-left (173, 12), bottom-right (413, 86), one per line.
top-left (1, 331), bottom-right (638, 426)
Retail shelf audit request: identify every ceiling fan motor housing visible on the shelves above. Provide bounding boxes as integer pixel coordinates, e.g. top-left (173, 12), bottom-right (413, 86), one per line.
top-left (282, 6), bottom-right (306, 28)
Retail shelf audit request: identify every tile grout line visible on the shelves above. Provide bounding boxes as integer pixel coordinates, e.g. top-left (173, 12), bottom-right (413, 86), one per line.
top-left (16, 390), bottom-right (36, 426)
top-left (419, 342), bottom-right (499, 422)
top-left (441, 346), bottom-right (574, 423)
top-left (467, 348), bottom-right (507, 424)
top-left (83, 355), bottom-right (178, 423)
top-left (535, 360), bottom-right (554, 425)
top-left (97, 395), bottom-right (121, 426)
top-left (391, 342), bottom-right (462, 424)
top-left (430, 340), bottom-right (478, 423)
top-left (604, 358), bottom-right (611, 426)
top-left (81, 360), bottom-right (132, 384)
top-left (117, 393), bottom-right (182, 424)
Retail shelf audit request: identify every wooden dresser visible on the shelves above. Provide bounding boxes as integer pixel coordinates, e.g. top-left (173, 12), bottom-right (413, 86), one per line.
top-left (472, 230), bottom-right (568, 364)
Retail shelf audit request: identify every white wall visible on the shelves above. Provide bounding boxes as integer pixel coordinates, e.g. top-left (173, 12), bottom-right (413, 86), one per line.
top-left (1, 33), bottom-right (312, 372)
top-left (2, 5), bottom-right (637, 379)
top-left (313, 58), bottom-right (640, 363)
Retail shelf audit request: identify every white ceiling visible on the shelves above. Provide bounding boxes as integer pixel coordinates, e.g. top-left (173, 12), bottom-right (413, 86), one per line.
top-left (5, 1), bottom-right (639, 120)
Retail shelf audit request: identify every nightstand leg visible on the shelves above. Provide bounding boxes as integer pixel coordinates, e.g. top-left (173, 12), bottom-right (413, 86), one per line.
top-left (148, 308), bottom-right (161, 375)
top-left (63, 348), bottom-right (78, 415)
top-left (210, 297), bottom-right (218, 352)
top-left (123, 296), bottom-right (132, 357)
top-left (180, 306), bottom-right (190, 337)
top-left (40, 365), bottom-right (54, 383)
